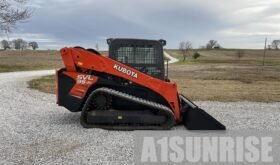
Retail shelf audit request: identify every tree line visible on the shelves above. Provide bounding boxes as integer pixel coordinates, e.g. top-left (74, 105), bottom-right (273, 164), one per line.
top-left (179, 39), bottom-right (279, 63)
top-left (1, 39), bottom-right (39, 50)
top-left (180, 39), bottom-right (280, 51)
top-left (267, 40), bottom-right (280, 50)
top-left (0, 0), bottom-right (35, 51)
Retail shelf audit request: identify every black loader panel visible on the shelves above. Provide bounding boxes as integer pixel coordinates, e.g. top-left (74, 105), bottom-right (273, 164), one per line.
top-left (57, 69), bottom-right (83, 112)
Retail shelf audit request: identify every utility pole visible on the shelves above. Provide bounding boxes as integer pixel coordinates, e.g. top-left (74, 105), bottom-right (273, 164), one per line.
top-left (95, 43), bottom-right (99, 51)
top-left (263, 37), bottom-right (267, 66)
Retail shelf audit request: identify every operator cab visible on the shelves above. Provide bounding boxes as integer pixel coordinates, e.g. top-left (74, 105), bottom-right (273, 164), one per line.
top-left (107, 38), bottom-right (166, 80)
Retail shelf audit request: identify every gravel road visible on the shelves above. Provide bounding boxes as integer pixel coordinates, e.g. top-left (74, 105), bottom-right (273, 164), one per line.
top-left (164, 51), bottom-right (179, 64)
top-left (0, 70), bottom-right (280, 164)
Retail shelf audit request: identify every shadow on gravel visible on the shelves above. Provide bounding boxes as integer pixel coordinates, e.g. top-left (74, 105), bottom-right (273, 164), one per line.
top-left (50, 112), bottom-right (81, 126)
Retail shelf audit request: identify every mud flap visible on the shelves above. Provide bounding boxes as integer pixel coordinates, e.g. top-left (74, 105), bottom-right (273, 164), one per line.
top-left (180, 95), bottom-right (226, 130)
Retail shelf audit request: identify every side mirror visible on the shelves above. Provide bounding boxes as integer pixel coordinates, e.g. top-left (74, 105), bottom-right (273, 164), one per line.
top-left (159, 39), bottom-right (166, 46)
top-left (107, 38), bottom-right (113, 45)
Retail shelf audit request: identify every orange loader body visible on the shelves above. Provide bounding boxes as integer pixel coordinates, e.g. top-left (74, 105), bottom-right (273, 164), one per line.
top-left (59, 47), bottom-right (180, 120)
top-left (56, 38), bottom-right (225, 130)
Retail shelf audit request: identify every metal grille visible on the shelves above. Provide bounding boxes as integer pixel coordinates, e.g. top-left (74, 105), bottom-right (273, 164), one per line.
top-left (109, 39), bottom-right (164, 80)
top-left (116, 46), bottom-right (157, 64)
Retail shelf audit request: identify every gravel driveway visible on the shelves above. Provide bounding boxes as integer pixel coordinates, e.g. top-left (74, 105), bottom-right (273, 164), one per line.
top-left (164, 51), bottom-right (179, 64)
top-left (0, 70), bottom-right (280, 164)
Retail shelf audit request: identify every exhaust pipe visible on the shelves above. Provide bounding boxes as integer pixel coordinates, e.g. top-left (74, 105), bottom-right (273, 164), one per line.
top-left (179, 95), bottom-right (226, 130)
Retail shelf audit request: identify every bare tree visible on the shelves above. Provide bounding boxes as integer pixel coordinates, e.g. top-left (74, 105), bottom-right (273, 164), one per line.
top-left (271, 40), bottom-right (280, 50)
top-left (206, 40), bottom-right (219, 49)
top-left (179, 41), bottom-right (185, 60)
top-left (267, 45), bottom-right (272, 50)
top-left (179, 41), bottom-right (192, 62)
top-left (263, 37), bottom-right (267, 66)
top-left (0, 0), bottom-right (32, 32)
top-left (20, 40), bottom-right (27, 50)
top-left (236, 49), bottom-right (245, 61)
top-left (12, 39), bottom-right (21, 50)
top-left (12, 38), bottom-right (27, 50)
top-left (29, 41), bottom-right (38, 50)
top-left (185, 41), bottom-right (192, 57)
top-left (1, 39), bottom-right (10, 50)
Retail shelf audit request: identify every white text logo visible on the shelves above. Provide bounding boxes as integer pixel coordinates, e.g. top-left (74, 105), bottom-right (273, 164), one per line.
top-left (141, 136), bottom-right (273, 163)
top-left (113, 64), bottom-right (138, 78)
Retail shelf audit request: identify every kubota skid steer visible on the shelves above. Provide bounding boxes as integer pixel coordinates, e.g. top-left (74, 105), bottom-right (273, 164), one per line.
top-left (56, 38), bottom-right (225, 130)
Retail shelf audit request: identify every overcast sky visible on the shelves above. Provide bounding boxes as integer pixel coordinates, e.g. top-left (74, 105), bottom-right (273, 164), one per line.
top-left (3, 0), bottom-right (280, 49)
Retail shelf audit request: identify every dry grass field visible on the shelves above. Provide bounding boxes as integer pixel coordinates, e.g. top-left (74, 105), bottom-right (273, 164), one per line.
top-left (2, 49), bottom-right (279, 102)
top-left (166, 49), bottom-right (280, 102)
top-left (169, 64), bottom-right (280, 102)
top-left (0, 50), bottom-right (63, 72)
top-left (0, 50), bottom-right (109, 72)
top-left (166, 49), bottom-right (280, 65)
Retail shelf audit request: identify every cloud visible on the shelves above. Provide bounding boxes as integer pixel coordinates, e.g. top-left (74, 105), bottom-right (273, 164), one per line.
top-left (221, 30), bottom-right (280, 37)
top-left (5, 33), bottom-right (59, 42)
top-left (11, 0), bottom-right (280, 49)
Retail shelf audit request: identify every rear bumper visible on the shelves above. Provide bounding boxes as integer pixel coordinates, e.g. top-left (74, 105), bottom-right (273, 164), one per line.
top-left (56, 69), bottom-right (83, 112)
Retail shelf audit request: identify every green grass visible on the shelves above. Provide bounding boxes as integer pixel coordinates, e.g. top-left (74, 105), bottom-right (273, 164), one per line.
top-left (28, 75), bottom-right (56, 94)
top-left (0, 64), bottom-right (57, 72)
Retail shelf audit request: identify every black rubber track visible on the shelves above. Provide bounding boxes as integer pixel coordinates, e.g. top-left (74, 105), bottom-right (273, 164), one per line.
top-left (80, 87), bottom-right (176, 130)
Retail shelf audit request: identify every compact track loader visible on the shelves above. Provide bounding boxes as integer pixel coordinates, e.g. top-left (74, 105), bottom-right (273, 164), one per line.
top-left (56, 38), bottom-right (225, 130)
